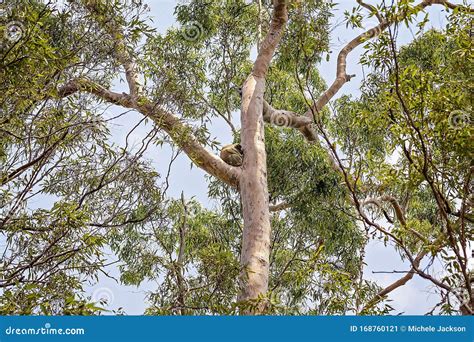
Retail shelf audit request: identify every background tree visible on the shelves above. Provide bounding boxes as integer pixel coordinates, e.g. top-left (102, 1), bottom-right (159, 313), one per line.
top-left (0, 0), bottom-right (472, 315)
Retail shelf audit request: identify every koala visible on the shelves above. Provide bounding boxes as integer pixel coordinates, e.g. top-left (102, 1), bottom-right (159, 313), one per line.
top-left (220, 143), bottom-right (243, 166)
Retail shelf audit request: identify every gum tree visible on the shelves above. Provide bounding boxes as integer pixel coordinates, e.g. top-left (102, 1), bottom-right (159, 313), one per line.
top-left (1, 0), bottom-right (472, 314)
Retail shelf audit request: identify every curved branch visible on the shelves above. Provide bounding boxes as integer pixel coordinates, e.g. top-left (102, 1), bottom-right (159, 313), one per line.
top-left (58, 78), bottom-right (241, 187)
top-left (362, 251), bottom-right (426, 313)
top-left (304, 21), bottom-right (388, 119)
top-left (357, 0), bottom-right (383, 22)
top-left (304, 0), bottom-right (471, 120)
top-left (78, 0), bottom-right (142, 100)
top-left (362, 195), bottom-right (406, 226)
top-left (263, 100), bottom-right (318, 141)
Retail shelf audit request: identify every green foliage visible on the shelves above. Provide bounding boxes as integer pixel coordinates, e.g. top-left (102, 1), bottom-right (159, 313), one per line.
top-left (0, 0), bottom-right (163, 314)
top-left (1, 0), bottom-right (470, 316)
top-left (331, 14), bottom-right (473, 313)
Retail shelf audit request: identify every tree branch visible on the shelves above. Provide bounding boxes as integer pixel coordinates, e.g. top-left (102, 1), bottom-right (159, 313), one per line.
top-left (303, 0), bottom-right (471, 121)
top-left (78, 0), bottom-right (142, 100)
top-left (252, 0), bottom-right (288, 78)
top-left (357, 0), bottom-right (383, 22)
top-left (58, 78), bottom-right (241, 187)
top-left (269, 201), bottom-right (291, 212)
top-left (263, 100), bottom-right (318, 141)
top-left (362, 251), bottom-right (426, 312)
top-left (362, 195), bottom-right (406, 226)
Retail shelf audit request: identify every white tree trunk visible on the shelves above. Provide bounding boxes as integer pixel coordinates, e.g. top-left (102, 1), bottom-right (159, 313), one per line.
top-left (238, 75), bottom-right (271, 308)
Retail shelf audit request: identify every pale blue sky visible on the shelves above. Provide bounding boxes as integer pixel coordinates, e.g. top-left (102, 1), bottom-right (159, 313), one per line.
top-left (73, 0), bottom-right (463, 315)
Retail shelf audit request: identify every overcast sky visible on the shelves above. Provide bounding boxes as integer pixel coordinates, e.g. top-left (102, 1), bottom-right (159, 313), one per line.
top-left (74, 0), bottom-right (461, 315)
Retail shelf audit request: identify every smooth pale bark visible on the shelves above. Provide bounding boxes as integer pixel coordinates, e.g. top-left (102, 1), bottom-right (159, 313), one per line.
top-left (58, 79), bottom-right (241, 187)
top-left (238, 75), bottom-right (271, 305)
top-left (237, 0), bottom-right (288, 311)
top-left (262, 100), bottom-right (318, 142)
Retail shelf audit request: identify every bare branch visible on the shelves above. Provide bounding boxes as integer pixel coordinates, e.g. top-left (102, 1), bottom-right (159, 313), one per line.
top-left (362, 195), bottom-right (406, 226)
top-left (58, 78), bottom-right (241, 187)
top-left (362, 252), bottom-right (426, 312)
top-left (263, 100), bottom-right (318, 141)
top-left (252, 0), bottom-right (288, 78)
top-left (269, 201), bottom-right (290, 212)
top-left (304, 22), bottom-right (388, 119)
top-left (303, 0), bottom-right (471, 121)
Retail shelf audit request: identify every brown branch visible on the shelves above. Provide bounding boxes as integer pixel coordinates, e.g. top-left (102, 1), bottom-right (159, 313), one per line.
top-left (252, 0), bottom-right (288, 78)
top-left (362, 195), bottom-right (406, 226)
top-left (427, 0), bottom-right (473, 11)
top-left (362, 195), bottom-right (429, 243)
top-left (303, 0), bottom-right (470, 121)
top-left (2, 231), bottom-right (68, 284)
top-left (316, 125), bottom-right (449, 298)
top-left (175, 192), bottom-right (188, 315)
top-left (58, 78), bottom-right (241, 187)
top-left (79, 0), bottom-right (142, 100)
top-left (357, 0), bottom-right (383, 22)
top-left (58, 78), bottom-right (134, 106)
top-left (362, 251), bottom-right (426, 312)
top-left (1, 129), bottom-right (69, 186)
